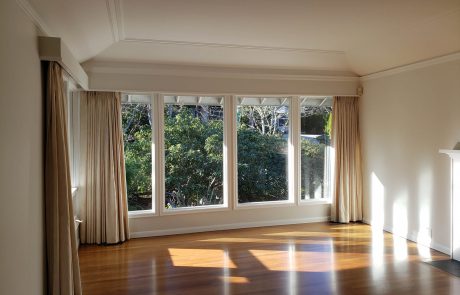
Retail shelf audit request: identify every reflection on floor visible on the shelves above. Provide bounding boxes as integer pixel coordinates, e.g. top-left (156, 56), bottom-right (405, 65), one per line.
top-left (79, 223), bottom-right (460, 295)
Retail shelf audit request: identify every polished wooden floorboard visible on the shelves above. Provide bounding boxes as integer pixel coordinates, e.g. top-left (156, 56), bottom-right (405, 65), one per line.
top-left (79, 223), bottom-right (460, 294)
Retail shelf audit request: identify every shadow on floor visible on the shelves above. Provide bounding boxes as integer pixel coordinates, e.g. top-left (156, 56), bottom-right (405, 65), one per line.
top-left (425, 259), bottom-right (460, 277)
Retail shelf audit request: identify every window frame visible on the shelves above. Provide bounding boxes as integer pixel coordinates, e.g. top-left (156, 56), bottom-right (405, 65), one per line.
top-left (233, 95), bottom-right (297, 209)
top-left (63, 76), bottom-right (78, 188)
top-left (63, 74), bottom-right (82, 225)
top-left (298, 96), bottom-right (333, 205)
top-left (123, 93), bottom-right (157, 217)
top-left (123, 92), bottom-right (334, 218)
top-left (159, 94), bottom-right (231, 216)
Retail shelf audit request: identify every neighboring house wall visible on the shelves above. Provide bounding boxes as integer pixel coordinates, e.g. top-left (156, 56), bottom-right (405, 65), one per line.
top-left (361, 56), bottom-right (460, 254)
top-left (0, 0), bottom-right (45, 293)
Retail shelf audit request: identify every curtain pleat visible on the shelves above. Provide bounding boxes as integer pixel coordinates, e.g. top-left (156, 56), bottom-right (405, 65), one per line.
top-left (45, 62), bottom-right (82, 295)
top-left (79, 91), bottom-right (129, 244)
top-left (331, 96), bottom-right (363, 223)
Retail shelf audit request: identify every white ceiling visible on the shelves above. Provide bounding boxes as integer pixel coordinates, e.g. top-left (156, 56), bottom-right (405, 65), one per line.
top-left (27, 0), bottom-right (460, 76)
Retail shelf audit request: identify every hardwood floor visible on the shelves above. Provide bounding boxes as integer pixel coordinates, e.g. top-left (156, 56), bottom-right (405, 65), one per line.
top-left (79, 223), bottom-right (460, 294)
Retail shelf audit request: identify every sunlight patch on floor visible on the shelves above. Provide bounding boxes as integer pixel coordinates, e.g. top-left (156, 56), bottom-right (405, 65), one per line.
top-left (219, 276), bottom-right (249, 284)
top-left (249, 249), bottom-right (373, 272)
top-left (263, 231), bottom-right (368, 238)
top-left (168, 248), bottom-right (237, 268)
top-left (198, 237), bottom-right (334, 245)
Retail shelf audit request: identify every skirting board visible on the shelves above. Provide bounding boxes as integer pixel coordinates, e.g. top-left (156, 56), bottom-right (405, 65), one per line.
top-left (362, 219), bottom-right (450, 255)
top-left (130, 216), bottom-right (329, 238)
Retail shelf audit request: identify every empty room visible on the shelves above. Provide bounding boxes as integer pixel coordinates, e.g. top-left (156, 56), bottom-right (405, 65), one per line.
top-left (2, 0), bottom-right (460, 294)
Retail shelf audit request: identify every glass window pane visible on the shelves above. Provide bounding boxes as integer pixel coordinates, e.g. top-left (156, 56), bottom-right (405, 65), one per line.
top-left (122, 103), bottom-right (153, 211)
top-left (237, 99), bottom-right (289, 203)
top-left (164, 102), bottom-right (224, 209)
top-left (300, 105), bottom-right (332, 200)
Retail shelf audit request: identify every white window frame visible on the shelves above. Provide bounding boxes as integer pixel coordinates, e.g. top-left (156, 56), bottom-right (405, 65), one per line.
top-left (124, 92), bottom-right (334, 218)
top-left (234, 95), bottom-right (297, 209)
top-left (159, 94), bottom-right (231, 215)
top-left (63, 74), bottom-right (82, 228)
top-left (298, 96), bottom-right (333, 205)
top-left (124, 93), bottom-right (157, 218)
top-left (64, 77), bottom-right (77, 187)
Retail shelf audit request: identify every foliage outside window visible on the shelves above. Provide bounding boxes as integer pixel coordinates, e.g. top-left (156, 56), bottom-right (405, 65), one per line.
top-left (164, 103), bottom-right (224, 209)
top-left (122, 103), bottom-right (152, 211)
top-left (122, 95), bottom-right (333, 213)
top-left (237, 98), bottom-right (289, 203)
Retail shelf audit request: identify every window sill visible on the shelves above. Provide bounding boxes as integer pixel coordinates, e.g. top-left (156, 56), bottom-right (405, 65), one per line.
top-left (236, 200), bottom-right (295, 210)
top-left (127, 199), bottom-right (330, 219)
top-left (161, 204), bottom-right (230, 216)
top-left (128, 210), bottom-right (156, 219)
top-left (299, 199), bottom-right (331, 205)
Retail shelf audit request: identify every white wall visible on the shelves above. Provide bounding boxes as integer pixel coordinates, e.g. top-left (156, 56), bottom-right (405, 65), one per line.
top-left (0, 0), bottom-right (45, 293)
top-left (130, 205), bottom-right (330, 237)
top-left (361, 57), bottom-right (460, 254)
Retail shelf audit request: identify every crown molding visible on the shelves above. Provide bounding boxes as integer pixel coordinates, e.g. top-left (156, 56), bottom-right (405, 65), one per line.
top-left (15, 0), bottom-right (54, 36)
top-left (84, 61), bottom-right (360, 82)
top-left (361, 51), bottom-right (460, 81)
top-left (106, 0), bottom-right (124, 42)
top-left (121, 37), bottom-right (346, 55)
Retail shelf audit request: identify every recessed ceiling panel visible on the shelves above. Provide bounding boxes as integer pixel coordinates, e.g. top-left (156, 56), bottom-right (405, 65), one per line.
top-left (91, 40), bottom-right (350, 71)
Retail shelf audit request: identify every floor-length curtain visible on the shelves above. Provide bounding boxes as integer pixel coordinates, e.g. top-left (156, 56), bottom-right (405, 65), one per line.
top-left (79, 91), bottom-right (129, 244)
top-left (45, 62), bottom-right (82, 295)
top-left (331, 96), bottom-right (363, 223)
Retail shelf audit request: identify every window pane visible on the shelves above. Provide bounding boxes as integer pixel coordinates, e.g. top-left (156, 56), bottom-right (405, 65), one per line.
top-left (237, 100), bottom-right (289, 203)
top-left (300, 106), bottom-right (332, 200)
top-left (122, 103), bottom-right (152, 211)
top-left (164, 102), bottom-right (224, 208)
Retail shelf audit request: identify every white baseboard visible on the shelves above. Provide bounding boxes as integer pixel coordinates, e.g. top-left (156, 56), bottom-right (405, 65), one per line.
top-left (130, 216), bottom-right (329, 238)
top-left (363, 219), bottom-right (450, 255)
top-left (430, 242), bottom-right (450, 255)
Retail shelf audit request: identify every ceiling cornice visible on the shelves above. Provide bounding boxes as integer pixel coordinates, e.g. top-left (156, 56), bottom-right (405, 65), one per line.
top-left (15, 0), bottom-right (54, 36)
top-left (121, 38), bottom-right (346, 55)
top-left (106, 0), bottom-right (124, 42)
top-left (361, 51), bottom-right (460, 81)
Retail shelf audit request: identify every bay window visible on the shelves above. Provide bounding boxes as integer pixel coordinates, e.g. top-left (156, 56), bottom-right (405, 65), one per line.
top-left (121, 94), bottom-right (332, 215)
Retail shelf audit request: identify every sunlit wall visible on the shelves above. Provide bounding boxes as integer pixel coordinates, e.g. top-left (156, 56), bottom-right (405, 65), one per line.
top-left (361, 58), bottom-right (460, 254)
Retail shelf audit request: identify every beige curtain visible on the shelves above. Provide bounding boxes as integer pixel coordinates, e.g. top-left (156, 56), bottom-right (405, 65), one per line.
top-left (331, 96), bottom-right (363, 223)
top-left (79, 91), bottom-right (129, 244)
top-left (45, 62), bottom-right (82, 295)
